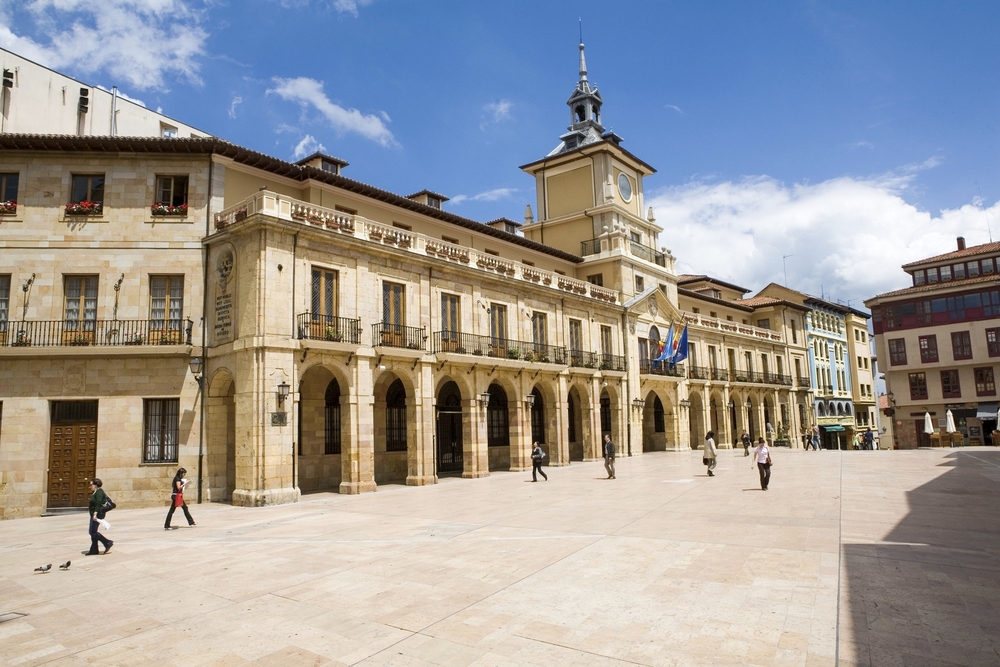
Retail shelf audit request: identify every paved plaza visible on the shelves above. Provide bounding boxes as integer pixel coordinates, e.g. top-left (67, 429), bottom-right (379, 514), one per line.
top-left (2, 448), bottom-right (999, 667)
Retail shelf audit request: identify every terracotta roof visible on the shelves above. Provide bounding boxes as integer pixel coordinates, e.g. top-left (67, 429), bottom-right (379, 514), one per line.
top-left (0, 134), bottom-right (582, 264)
top-left (406, 189), bottom-right (449, 202)
top-left (865, 273), bottom-right (998, 303)
top-left (878, 395), bottom-right (890, 410)
top-left (901, 240), bottom-right (1000, 269)
top-left (678, 287), bottom-right (753, 312)
top-left (294, 151), bottom-right (349, 167)
top-left (676, 274), bottom-right (750, 294)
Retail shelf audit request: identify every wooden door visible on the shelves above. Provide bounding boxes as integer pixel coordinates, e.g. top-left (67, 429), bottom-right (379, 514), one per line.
top-left (48, 402), bottom-right (98, 508)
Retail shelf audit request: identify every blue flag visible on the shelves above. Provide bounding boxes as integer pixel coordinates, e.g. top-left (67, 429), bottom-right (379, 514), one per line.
top-left (669, 325), bottom-right (689, 364)
top-left (654, 324), bottom-right (674, 362)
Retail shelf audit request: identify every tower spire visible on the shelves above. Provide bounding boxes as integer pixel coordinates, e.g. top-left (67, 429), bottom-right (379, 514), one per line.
top-left (578, 19), bottom-right (588, 83)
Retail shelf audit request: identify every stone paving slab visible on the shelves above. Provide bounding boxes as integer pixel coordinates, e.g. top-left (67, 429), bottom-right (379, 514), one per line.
top-left (2, 448), bottom-right (998, 666)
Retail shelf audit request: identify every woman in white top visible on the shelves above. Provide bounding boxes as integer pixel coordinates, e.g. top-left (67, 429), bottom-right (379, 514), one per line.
top-left (751, 437), bottom-right (771, 490)
top-left (703, 431), bottom-right (718, 477)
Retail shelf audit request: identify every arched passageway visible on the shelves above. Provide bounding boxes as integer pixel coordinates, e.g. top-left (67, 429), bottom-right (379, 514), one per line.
top-left (205, 370), bottom-right (236, 501)
top-left (297, 367), bottom-right (345, 493)
top-left (436, 381), bottom-right (463, 474)
top-left (487, 383), bottom-right (510, 471)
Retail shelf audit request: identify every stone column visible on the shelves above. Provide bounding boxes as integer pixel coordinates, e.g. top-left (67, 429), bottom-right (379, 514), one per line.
top-left (407, 360), bottom-right (437, 485)
top-left (340, 356), bottom-right (376, 494)
top-left (584, 377), bottom-right (602, 460)
top-left (511, 397), bottom-right (532, 472)
top-left (552, 375), bottom-right (570, 465)
top-left (463, 396), bottom-right (489, 478)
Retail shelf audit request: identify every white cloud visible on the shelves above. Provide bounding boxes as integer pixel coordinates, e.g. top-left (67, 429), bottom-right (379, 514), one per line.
top-left (647, 167), bottom-right (999, 307)
top-left (267, 76), bottom-right (396, 147)
top-left (292, 134), bottom-right (325, 160)
top-left (849, 140), bottom-right (873, 150)
top-left (332, 0), bottom-right (374, 16)
top-left (95, 84), bottom-right (145, 107)
top-left (0, 0), bottom-right (208, 91)
top-left (450, 187), bottom-right (518, 205)
top-left (229, 96), bottom-right (243, 119)
top-left (665, 104), bottom-right (684, 114)
top-left (480, 99), bottom-right (512, 130)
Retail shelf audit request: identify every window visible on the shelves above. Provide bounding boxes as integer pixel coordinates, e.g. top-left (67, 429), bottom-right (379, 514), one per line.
top-left (919, 335), bottom-right (938, 363)
top-left (693, 308), bottom-right (700, 314)
top-left (976, 367), bottom-right (996, 396)
top-left (427, 196), bottom-right (441, 209)
top-left (908, 372), bottom-right (928, 400)
top-left (150, 276), bottom-right (184, 332)
top-left (484, 249), bottom-right (499, 257)
top-left (522, 260), bottom-right (534, 266)
top-left (941, 265), bottom-right (952, 281)
top-left (776, 355), bottom-right (784, 375)
top-left (143, 399), bottom-right (179, 463)
top-left (635, 276), bottom-right (644, 292)
top-left (531, 312), bottom-right (547, 348)
top-left (600, 325), bottom-right (612, 357)
top-left (392, 222), bottom-right (411, 231)
top-left (0, 172), bottom-right (18, 203)
top-left (385, 379), bottom-right (407, 452)
top-left (745, 351), bottom-right (753, 373)
top-left (630, 231), bottom-right (641, 243)
top-left (71, 174), bottom-right (104, 204)
top-left (64, 275), bottom-right (98, 331)
top-left (334, 205), bottom-right (357, 215)
top-left (941, 369), bottom-right (961, 398)
top-left (569, 319), bottom-right (582, 352)
top-left (757, 319), bottom-right (770, 330)
top-left (955, 263), bottom-right (966, 279)
top-left (888, 338), bottom-right (907, 365)
top-left (913, 269), bottom-right (926, 286)
top-left (985, 258), bottom-right (996, 275)
top-left (382, 282), bottom-right (405, 328)
top-left (587, 274), bottom-right (604, 286)
top-left (490, 304), bottom-right (507, 343)
top-left (795, 358), bottom-right (802, 378)
top-left (155, 175), bottom-right (188, 207)
top-left (988, 328), bottom-right (1000, 357)
top-left (0, 275), bottom-right (8, 332)
top-left (726, 315), bottom-right (734, 321)
top-left (710, 311), bottom-right (717, 319)
top-left (325, 381), bottom-right (341, 454)
top-left (927, 267), bottom-right (939, 283)
top-left (791, 319), bottom-right (798, 344)
top-left (969, 261), bottom-right (980, 277)
top-left (441, 236), bottom-right (459, 244)
top-left (311, 268), bottom-right (338, 318)
top-left (951, 331), bottom-right (972, 360)
top-left (160, 123), bottom-right (178, 138)
top-left (441, 293), bottom-right (459, 339)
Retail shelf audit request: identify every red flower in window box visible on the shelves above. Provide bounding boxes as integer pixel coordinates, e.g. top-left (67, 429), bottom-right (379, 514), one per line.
top-left (0, 200), bottom-right (16, 214)
top-left (65, 200), bottom-right (103, 215)
top-left (151, 202), bottom-right (188, 216)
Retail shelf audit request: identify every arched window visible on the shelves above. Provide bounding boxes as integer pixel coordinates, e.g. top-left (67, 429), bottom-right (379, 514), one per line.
top-left (385, 379), bottom-right (407, 452)
top-left (567, 392), bottom-right (577, 443)
top-left (325, 379), bottom-right (341, 455)
top-left (600, 391), bottom-right (612, 434)
top-left (487, 384), bottom-right (509, 448)
top-left (575, 105), bottom-right (585, 123)
top-left (653, 396), bottom-right (665, 433)
top-left (817, 402), bottom-right (826, 417)
top-left (647, 326), bottom-right (661, 361)
top-left (530, 388), bottom-right (545, 444)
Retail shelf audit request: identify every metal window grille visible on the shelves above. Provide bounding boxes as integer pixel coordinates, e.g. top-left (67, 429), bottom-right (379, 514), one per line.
top-left (532, 313), bottom-right (547, 349)
top-left (312, 269), bottom-right (337, 318)
top-left (487, 385), bottom-right (508, 448)
top-left (53, 400), bottom-right (98, 423)
top-left (143, 399), bottom-right (179, 463)
top-left (385, 379), bottom-right (407, 452)
top-left (383, 283), bottom-right (405, 328)
top-left (441, 294), bottom-right (459, 340)
top-left (569, 319), bottom-right (582, 353)
top-left (530, 392), bottom-right (544, 444)
top-left (325, 380), bottom-right (341, 454)
top-left (600, 394), bottom-right (612, 433)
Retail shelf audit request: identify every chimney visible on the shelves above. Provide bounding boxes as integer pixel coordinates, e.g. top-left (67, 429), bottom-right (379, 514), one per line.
top-left (957, 236), bottom-right (966, 250)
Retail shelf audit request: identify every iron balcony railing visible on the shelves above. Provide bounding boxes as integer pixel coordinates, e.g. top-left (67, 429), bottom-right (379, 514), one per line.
top-left (710, 367), bottom-right (727, 381)
top-left (580, 238), bottom-right (601, 256)
top-left (639, 359), bottom-right (685, 377)
top-left (797, 376), bottom-right (812, 389)
top-left (689, 365), bottom-right (711, 380)
top-left (373, 323), bottom-right (427, 350)
top-left (0, 319), bottom-right (191, 347)
top-left (431, 331), bottom-right (567, 364)
top-left (630, 241), bottom-right (667, 267)
top-left (568, 351), bottom-right (627, 372)
top-left (297, 313), bottom-right (362, 344)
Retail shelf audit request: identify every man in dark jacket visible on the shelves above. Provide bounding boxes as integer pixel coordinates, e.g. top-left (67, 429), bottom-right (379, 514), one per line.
top-left (85, 478), bottom-right (113, 555)
top-left (603, 434), bottom-right (616, 479)
top-left (531, 442), bottom-right (548, 482)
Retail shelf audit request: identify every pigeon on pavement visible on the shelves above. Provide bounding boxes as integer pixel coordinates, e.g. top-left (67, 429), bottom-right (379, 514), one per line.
top-left (59, 561), bottom-right (71, 570)
top-left (34, 564), bottom-right (52, 573)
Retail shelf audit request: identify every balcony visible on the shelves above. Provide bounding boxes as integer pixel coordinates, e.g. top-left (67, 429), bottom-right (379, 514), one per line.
top-left (639, 359), bottom-right (685, 377)
top-left (630, 241), bottom-right (667, 267)
top-left (689, 365), bottom-right (711, 380)
top-left (0, 319), bottom-right (191, 348)
top-left (682, 312), bottom-right (783, 343)
top-left (431, 331), bottom-right (567, 364)
top-left (797, 376), bottom-right (812, 389)
top-left (372, 324), bottom-right (427, 350)
top-left (214, 192), bottom-right (622, 307)
top-left (569, 351), bottom-right (626, 372)
top-left (296, 313), bottom-right (362, 344)
top-left (727, 370), bottom-right (793, 386)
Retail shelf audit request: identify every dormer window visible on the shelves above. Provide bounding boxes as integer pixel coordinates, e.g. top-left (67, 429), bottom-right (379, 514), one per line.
top-left (913, 270), bottom-right (925, 286)
top-left (427, 196), bottom-right (441, 209)
top-left (321, 160), bottom-right (340, 174)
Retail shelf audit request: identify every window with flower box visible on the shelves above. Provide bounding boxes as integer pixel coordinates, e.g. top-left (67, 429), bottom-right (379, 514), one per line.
top-left (908, 372), bottom-right (928, 400)
top-left (919, 335), bottom-right (938, 363)
top-left (0, 173), bottom-right (18, 214)
top-left (951, 331), bottom-right (972, 360)
top-left (68, 174), bottom-right (104, 214)
top-left (152, 175), bottom-right (188, 216)
top-left (940, 369), bottom-right (961, 398)
top-left (888, 338), bottom-right (907, 365)
top-left (975, 367), bottom-right (996, 396)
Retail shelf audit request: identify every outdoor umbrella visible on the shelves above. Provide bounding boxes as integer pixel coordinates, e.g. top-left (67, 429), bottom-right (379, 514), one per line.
top-left (946, 409), bottom-right (957, 434)
top-left (924, 412), bottom-right (935, 434)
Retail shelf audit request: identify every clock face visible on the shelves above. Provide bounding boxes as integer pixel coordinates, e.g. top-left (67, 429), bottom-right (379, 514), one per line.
top-left (617, 173), bottom-right (633, 202)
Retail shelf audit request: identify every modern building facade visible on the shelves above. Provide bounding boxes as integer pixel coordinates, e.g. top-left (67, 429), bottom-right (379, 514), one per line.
top-left (866, 237), bottom-right (999, 448)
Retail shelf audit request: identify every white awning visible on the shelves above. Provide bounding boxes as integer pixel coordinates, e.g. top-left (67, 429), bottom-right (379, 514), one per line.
top-left (976, 402), bottom-right (998, 420)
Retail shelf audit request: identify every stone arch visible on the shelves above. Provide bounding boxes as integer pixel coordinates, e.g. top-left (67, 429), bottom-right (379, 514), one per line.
top-left (436, 380), bottom-right (464, 474)
top-left (486, 381), bottom-right (512, 471)
top-left (709, 390), bottom-right (727, 442)
top-left (298, 364), bottom-right (348, 493)
top-left (205, 368), bottom-right (235, 501)
top-left (689, 389), bottom-right (706, 448)
top-left (567, 382), bottom-right (592, 461)
top-left (642, 389), bottom-right (668, 452)
top-left (373, 371), bottom-right (415, 484)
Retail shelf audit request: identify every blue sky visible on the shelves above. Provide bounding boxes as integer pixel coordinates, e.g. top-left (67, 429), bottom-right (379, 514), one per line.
top-left (2, 0), bottom-right (999, 306)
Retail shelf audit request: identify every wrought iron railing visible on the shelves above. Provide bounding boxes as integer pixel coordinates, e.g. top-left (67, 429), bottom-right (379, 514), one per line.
top-left (0, 319), bottom-right (191, 347)
top-left (297, 313), bottom-right (362, 344)
top-left (689, 365), bottom-right (711, 380)
top-left (431, 331), bottom-right (567, 364)
top-left (638, 359), bottom-right (685, 377)
top-left (630, 241), bottom-right (667, 267)
top-left (797, 376), bottom-right (812, 389)
top-left (568, 351), bottom-right (626, 372)
top-left (580, 238), bottom-right (601, 256)
top-left (372, 323), bottom-right (427, 350)
top-left (710, 367), bottom-right (727, 381)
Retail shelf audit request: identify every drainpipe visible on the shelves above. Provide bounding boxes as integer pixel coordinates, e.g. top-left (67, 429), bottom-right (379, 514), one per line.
top-left (291, 232), bottom-right (298, 491)
top-left (622, 306), bottom-right (632, 456)
top-left (197, 159), bottom-right (213, 503)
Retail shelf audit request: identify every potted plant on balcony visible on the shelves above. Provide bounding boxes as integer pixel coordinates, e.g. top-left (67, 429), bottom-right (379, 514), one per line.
top-left (324, 327), bottom-right (344, 342)
top-left (523, 351), bottom-right (535, 362)
top-left (406, 342), bottom-right (422, 350)
top-left (65, 200), bottom-right (103, 215)
top-left (0, 200), bottom-right (16, 215)
top-left (12, 331), bottom-right (31, 347)
top-left (454, 346), bottom-right (467, 354)
top-left (599, 360), bottom-right (612, 371)
top-left (473, 348), bottom-right (483, 356)
top-left (69, 333), bottom-right (91, 346)
top-left (506, 348), bottom-right (521, 360)
top-left (124, 333), bottom-right (145, 345)
top-left (538, 353), bottom-right (550, 363)
top-left (150, 202), bottom-right (188, 216)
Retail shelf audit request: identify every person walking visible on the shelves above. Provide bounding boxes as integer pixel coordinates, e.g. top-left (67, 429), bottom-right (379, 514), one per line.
top-left (603, 434), bottom-right (616, 479)
top-left (164, 468), bottom-right (196, 530)
top-left (811, 425), bottom-right (820, 451)
top-left (530, 442), bottom-right (548, 482)
top-left (752, 437), bottom-right (771, 490)
top-left (703, 431), bottom-right (718, 476)
top-left (864, 427), bottom-right (874, 450)
top-left (84, 478), bottom-right (113, 555)
top-left (741, 430), bottom-right (752, 456)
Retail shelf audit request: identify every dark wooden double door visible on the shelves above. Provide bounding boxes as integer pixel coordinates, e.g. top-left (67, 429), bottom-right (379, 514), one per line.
top-left (48, 401), bottom-right (98, 508)
top-left (436, 382), bottom-right (463, 473)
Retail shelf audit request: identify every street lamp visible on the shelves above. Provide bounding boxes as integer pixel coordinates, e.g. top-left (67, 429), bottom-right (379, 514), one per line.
top-left (479, 391), bottom-right (491, 408)
top-left (524, 393), bottom-right (535, 409)
top-left (632, 398), bottom-right (644, 410)
top-left (276, 380), bottom-right (291, 404)
top-left (189, 356), bottom-right (204, 387)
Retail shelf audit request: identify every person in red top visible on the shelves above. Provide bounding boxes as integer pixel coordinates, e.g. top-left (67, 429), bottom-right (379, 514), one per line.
top-left (164, 468), bottom-right (196, 530)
